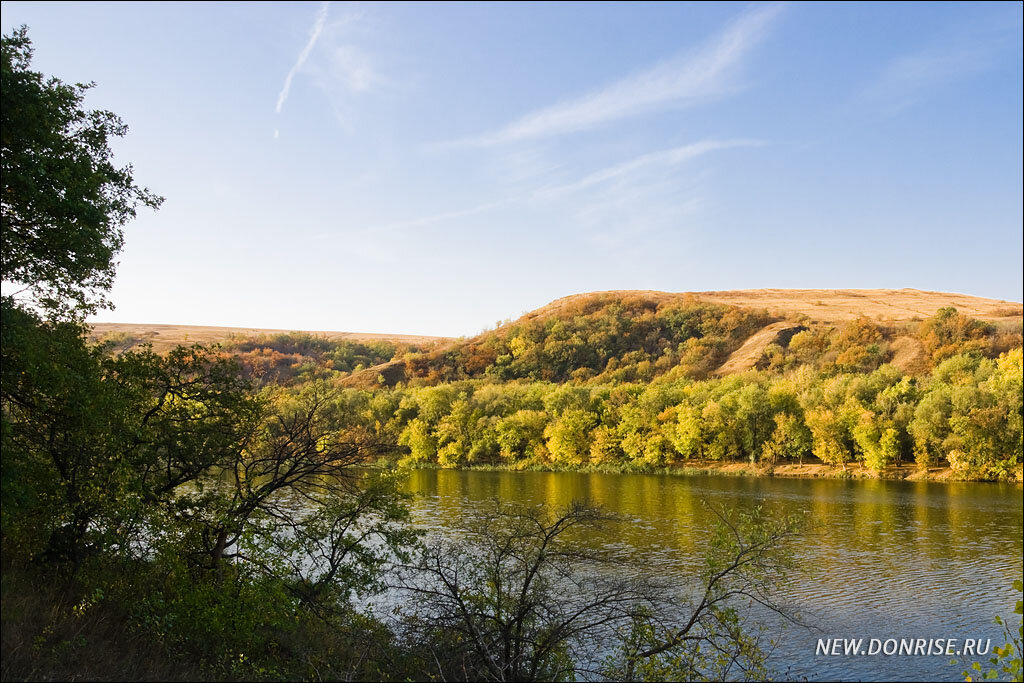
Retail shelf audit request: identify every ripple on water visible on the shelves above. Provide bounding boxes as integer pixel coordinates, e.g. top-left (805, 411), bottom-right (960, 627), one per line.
top-left (398, 470), bottom-right (1022, 682)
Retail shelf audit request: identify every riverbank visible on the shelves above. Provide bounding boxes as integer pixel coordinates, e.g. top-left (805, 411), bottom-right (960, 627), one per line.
top-left (395, 459), bottom-right (1023, 483)
top-left (673, 460), bottom-right (966, 481)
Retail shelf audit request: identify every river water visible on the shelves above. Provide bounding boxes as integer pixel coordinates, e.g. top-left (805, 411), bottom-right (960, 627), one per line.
top-left (397, 469), bottom-right (1023, 682)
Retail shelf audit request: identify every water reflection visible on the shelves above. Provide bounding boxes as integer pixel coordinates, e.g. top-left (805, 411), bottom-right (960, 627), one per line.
top-left (401, 469), bottom-right (1023, 682)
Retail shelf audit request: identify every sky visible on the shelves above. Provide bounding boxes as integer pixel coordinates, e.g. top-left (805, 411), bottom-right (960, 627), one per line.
top-left (2, 1), bottom-right (1022, 336)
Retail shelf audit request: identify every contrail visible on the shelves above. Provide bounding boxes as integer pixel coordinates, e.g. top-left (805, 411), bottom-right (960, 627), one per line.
top-left (276, 1), bottom-right (330, 115)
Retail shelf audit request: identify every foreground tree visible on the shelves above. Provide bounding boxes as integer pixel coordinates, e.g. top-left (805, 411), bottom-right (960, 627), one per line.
top-left (2, 29), bottom-right (421, 679)
top-left (0, 310), bottom-right (260, 570)
top-left (394, 500), bottom-right (802, 682)
top-left (1, 26), bottom-right (162, 316)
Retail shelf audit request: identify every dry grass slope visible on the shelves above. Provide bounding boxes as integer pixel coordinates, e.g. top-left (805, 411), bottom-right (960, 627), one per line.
top-left (713, 321), bottom-right (806, 376)
top-left (89, 323), bottom-right (451, 354)
top-left (529, 288), bottom-right (1022, 324)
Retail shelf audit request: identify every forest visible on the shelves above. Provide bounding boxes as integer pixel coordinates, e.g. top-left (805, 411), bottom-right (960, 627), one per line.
top-left (105, 297), bottom-right (1020, 482)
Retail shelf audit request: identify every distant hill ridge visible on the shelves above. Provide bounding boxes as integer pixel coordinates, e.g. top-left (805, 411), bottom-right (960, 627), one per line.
top-left (90, 288), bottom-right (1022, 387)
top-left (527, 288), bottom-right (1022, 324)
top-left (91, 288), bottom-right (1023, 345)
top-left (89, 323), bottom-right (451, 354)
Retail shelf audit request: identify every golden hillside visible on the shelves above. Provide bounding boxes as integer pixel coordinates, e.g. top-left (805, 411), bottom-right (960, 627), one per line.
top-left (527, 288), bottom-right (1021, 325)
top-left (89, 323), bottom-right (450, 354)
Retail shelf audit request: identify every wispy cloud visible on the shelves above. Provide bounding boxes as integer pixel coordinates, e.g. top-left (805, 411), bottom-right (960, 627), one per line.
top-left (443, 3), bottom-right (784, 147)
top-left (864, 46), bottom-right (995, 114)
top-left (275, 1), bottom-right (330, 127)
top-left (360, 198), bottom-right (516, 234)
top-left (306, 198), bottom-right (517, 242)
top-left (322, 44), bottom-right (376, 92)
top-left (535, 141), bottom-right (759, 248)
top-left (312, 137), bottom-right (761, 242)
top-left (860, 10), bottom-right (1020, 114)
top-left (536, 139), bottom-right (764, 198)
top-left (299, 8), bottom-right (392, 130)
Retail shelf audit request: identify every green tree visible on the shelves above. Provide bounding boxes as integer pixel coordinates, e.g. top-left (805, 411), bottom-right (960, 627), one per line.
top-left (761, 412), bottom-right (812, 465)
top-left (544, 408), bottom-right (597, 466)
top-left (805, 406), bottom-right (854, 470)
top-left (1, 26), bottom-right (162, 316)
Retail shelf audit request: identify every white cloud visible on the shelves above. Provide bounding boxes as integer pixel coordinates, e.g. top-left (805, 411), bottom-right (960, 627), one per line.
top-left (275, 1), bottom-right (330, 115)
top-left (445, 3), bottom-right (784, 147)
top-left (536, 139), bottom-right (764, 198)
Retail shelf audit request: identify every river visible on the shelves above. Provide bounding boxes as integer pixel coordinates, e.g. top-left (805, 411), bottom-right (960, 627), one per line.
top-left (397, 469), bottom-right (1023, 681)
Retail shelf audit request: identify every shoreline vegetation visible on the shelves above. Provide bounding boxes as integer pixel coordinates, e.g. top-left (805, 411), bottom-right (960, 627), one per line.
top-left (392, 459), bottom-right (1023, 484)
top-left (94, 299), bottom-right (1023, 484)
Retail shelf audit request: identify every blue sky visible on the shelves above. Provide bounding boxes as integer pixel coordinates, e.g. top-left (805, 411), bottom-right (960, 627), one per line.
top-left (2, 1), bottom-right (1021, 336)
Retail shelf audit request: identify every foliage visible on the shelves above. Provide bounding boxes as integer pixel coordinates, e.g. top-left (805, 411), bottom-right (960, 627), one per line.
top-left (218, 332), bottom-right (408, 385)
top-left (1, 27), bottom-right (162, 316)
top-left (921, 307), bottom-right (996, 366)
top-left (1, 301), bottom-right (261, 570)
top-left (1, 303), bottom-right (420, 677)
top-left (759, 310), bottom-right (1018, 376)
top-left (402, 296), bottom-right (772, 385)
top-left (354, 347), bottom-right (1021, 479)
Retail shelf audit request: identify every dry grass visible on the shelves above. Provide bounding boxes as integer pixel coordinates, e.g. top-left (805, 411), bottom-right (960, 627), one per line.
top-left (712, 321), bottom-right (804, 375)
top-left (530, 288), bottom-right (1022, 324)
top-left (88, 323), bottom-right (451, 354)
top-left (889, 335), bottom-right (929, 375)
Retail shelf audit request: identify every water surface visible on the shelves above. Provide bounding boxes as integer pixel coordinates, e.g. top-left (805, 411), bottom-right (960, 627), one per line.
top-left (399, 469), bottom-right (1023, 682)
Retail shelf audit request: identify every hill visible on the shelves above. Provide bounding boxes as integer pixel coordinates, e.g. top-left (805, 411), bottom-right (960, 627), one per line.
top-left (340, 288), bottom-right (1022, 388)
top-left (90, 289), bottom-right (1022, 388)
top-left (89, 323), bottom-right (451, 354)
top-left (528, 288), bottom-right (1022, 324)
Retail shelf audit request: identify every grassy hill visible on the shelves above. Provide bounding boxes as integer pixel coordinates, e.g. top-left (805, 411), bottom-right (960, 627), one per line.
top-left (339, 288), bottom-right (1021, 388)
top-left (89, 322), bottom-right (450, 354)
top-left (90, 289), bottom-right (1022, 388)
top-left (534, 288), bottom-right (1021, 323)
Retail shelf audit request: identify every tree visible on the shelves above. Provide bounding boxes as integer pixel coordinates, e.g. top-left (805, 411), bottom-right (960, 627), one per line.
top-left (761, 412), bottom-right (812, 465)
top-left (0, 27), bottom-right (421, 680)
top-left (159, 380), bottom-right (398, 576)
top-left (918, 307), bottom-right (995, 367)
top-left (1, 26), bottom-right (162, 316)
top-left (393, 500), bottom-right (803, 682)
top-left (0, 315), bottom-right (262, 573)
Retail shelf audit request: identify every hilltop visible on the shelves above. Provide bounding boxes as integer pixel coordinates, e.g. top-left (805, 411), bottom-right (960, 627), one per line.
top-left (336, 288), bottom-right (1021, 387)
top-left (90, 289), bottom-right (1022, 387)
top-left (526, 288), bottom-right (1021, 324)
top-left (89, 322), bottom-right (451, 354)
